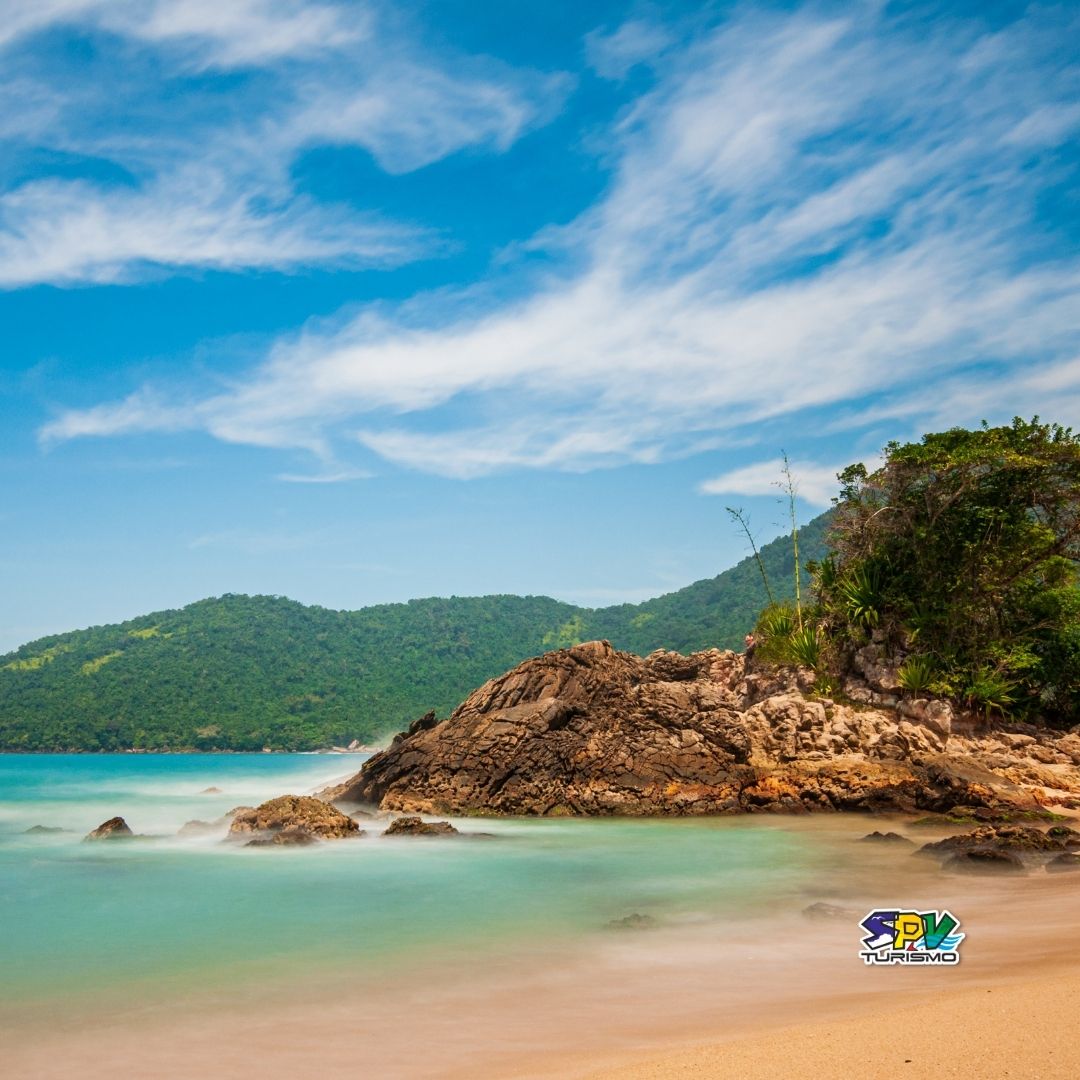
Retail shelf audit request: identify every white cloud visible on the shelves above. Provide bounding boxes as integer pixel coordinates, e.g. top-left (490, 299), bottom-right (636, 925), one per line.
top-left (39, 5), bottom-right (1080, 476)
top-left (0, 1), bottom-right (565, 285)
top-left (585, 19), bottom-right (672, 80)
top-left (699, 459), bottom-right (845, 508)
top-left (0, 175), bottom-right (424, 286)
top-left (276, 467), bottom-right (372, 483)
top-left (0, 0), bottom-right (362, 66)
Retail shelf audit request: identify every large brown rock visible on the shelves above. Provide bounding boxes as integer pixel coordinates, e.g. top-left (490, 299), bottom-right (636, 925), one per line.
top-left (323, 641), bottom-right (1080, 817)
top-left (227, 795), bottom-right (360, 843)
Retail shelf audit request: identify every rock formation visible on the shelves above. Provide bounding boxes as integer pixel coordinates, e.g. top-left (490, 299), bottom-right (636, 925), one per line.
top-left (325, 641), bottom-right (1080, 817)
top-left (227, 795), bottom-right (361, 844)
top-left (916, 823), bottom-right (1080, 877)
top-left (84, 816), bottom-right (135, 840)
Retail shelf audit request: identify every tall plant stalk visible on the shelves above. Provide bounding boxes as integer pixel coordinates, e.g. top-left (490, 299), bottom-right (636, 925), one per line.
top-left (779, 452), bottom-right (802, 629)
top-left (726, 506), bottom-right (774, 604)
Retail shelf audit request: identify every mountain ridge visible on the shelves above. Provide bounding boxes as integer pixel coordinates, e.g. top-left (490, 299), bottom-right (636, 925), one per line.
top-left (0, 513), bottom-right (830, 750)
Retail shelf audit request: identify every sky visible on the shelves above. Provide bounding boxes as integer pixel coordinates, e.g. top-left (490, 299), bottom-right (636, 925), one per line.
top-left (2, 0), bottom-right (1079, 652)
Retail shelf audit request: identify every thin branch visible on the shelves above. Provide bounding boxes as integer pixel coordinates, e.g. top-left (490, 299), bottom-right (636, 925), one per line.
top-left (778, 452), bottom-right (802, 629)
top-left (726, 506), bottom-right (775, 604)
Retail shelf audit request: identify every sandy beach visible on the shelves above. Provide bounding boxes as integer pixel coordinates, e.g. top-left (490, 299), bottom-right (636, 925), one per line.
top-left (580, 971), bottom-right (1080, 1080)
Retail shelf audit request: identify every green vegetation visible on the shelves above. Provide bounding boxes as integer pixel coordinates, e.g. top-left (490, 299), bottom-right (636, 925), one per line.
top-left (0, 516), bottom-right (829, 751)
top-left (756, 419), bottom-right (1080, 725)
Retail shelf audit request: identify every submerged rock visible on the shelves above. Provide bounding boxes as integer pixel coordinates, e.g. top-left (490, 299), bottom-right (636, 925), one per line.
top-left (606, 913), bottom-right (659, 931)
top-left (859, 831), bottom-right (913, 844)
top-left (1047, 852), bottom-right (1080, 873)
top-left (944, 849), bottom-right (1027, 875)
top-left (383, 815), bottom-right (458, 837)
top-left (177, 819), bottom-right (220, 837)
top-left (917, 825), bottom-right (1079, 860)
top-left (246, 827), bottom-right (320, 848)
top-left (84, 816), bottom-right (135, 841)
top-left (322, 641), bottom-right (1080, 817)
top-left (24, 825), bottom-right (66, 835)
top-left (802, 902), bottom-right (858, 921)
top-left (228, 795), bottom-right (361, 845)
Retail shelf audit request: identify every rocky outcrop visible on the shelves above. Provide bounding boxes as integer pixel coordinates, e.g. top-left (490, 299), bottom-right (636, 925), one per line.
top-left (324, 641), bottom-right (1080, 818)
top-left (227, 795), bottom-right (361, 844)
top-left (917, 823), bottom-right (1080, 875)
top-left (84, 816), bottom-right (135, 840)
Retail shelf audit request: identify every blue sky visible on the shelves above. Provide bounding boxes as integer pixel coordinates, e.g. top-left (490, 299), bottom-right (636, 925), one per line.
top-left (2, 0), bottom-right (1079, 652)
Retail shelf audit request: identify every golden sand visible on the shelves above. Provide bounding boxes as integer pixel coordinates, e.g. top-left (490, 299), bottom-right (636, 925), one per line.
top-left (578, 972), bottom-right (1080, 1080)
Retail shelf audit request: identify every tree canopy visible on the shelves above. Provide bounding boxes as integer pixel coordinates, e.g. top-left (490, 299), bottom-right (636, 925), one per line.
top-left (804, 418), bottom-right (1080, 721)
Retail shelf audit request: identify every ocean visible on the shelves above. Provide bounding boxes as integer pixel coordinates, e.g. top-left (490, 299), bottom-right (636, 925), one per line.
top-left (2, 752), bottom-right (851, 1011)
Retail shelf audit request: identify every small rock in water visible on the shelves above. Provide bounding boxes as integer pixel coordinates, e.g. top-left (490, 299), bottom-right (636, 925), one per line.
top-left (199, 786), bottom-right (223, 795)
top-left (227, 795), bottom-right (361, 846)
top-left (245, 827), bottom-right (320, 848)
top-left (943, 849), bottom-right (1027, 875)
top-left (24, 825), bottom-right (66, 835)
top-left (859, 831), bottom-right (913, 844)
top-left (1046, 853), bottom-right (1080, 873)
top-left (802, 902), bottom-right (858, 921)
top-left (84, 816), bottom-right (135, 841)
top-left (177, 819), bottom-right (220, 837)
top-left (383, 815), bottom-right (458, 837)
top-left (606, 913), bottom-right (658, 931)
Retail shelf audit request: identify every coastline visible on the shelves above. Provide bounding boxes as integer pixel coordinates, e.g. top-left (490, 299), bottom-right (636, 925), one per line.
top-left (3, 811), bottom-right (1077, 1080)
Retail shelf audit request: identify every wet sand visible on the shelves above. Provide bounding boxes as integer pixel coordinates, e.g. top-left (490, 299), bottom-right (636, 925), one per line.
top-left (4, 815), bottom-right (1078, 1079)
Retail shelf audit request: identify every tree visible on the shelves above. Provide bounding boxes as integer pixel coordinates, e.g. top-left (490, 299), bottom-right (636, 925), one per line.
top-left (817, 418), bottom-right (1080, 721)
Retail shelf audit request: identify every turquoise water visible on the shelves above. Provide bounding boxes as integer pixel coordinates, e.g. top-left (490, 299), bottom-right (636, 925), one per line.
top-left (0, 754), bottom-right (845, 1011)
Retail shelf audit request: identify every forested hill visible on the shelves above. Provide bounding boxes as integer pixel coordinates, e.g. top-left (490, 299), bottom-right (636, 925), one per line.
top-left (0, 513), bottom-right (830, 751)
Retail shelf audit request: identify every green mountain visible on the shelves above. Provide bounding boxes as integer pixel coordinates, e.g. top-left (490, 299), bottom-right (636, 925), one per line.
top-left (0, 513), bottom-right (830, 751)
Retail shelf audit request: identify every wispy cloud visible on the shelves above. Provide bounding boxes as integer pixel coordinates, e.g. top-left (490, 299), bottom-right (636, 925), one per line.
top-left (0, 1), bottom-right (566, 286)
top-left (40, 5), bottom-right (1080, 476)
top-left (585, 19), bottom-right (673, 80)
top-left (276, 467), bottom-right (371, 484)
top-left (0, 176), bottom-right (425, 287)
top-left (699, 459), bottom-right (845, 508)
top-left (0, 0), bottom-right (363, 66)
top-left (188, 527), bottom-right (329, 554)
